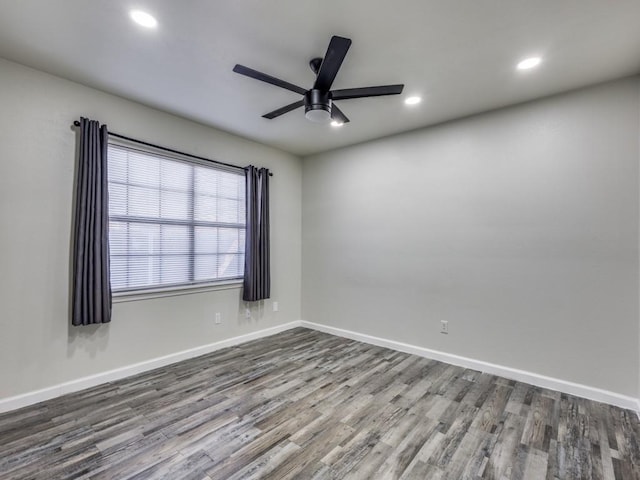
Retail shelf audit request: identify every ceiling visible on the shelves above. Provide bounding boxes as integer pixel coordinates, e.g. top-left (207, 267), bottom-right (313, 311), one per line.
top-left (1, 1), bottom-right (639, 156)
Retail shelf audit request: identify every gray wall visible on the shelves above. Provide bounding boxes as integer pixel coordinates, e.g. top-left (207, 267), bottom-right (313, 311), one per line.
top-left (302, 77), bottom-right (640, 397)
top-left (1, 55), bottom-right (638, 403)
top-left (0, 58), bottom-right (302, 399)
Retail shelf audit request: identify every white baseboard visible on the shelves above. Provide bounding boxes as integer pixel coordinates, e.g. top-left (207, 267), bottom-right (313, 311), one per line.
top-left (2, 319), bottom-right (638, 415)
top-left (300, 321), bottom-right (639, 412)
top-left (0, 321), bottom-right (302, 414)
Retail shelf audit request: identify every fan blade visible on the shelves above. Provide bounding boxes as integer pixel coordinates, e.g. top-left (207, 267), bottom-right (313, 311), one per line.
top-left (313, 36), bottom-right (352, 91)
top-left (331, 104), bottom-right (350, 124)
top-left (262, 100), bottom-right (305, 119)
top-left (331, 84), bottom-right (404, 100)
top-left (233, 64), bottom-right (306, 95)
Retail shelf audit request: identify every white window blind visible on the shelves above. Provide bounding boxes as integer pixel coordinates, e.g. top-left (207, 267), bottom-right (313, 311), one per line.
top-left (107, 143), bottom-right (246, 292)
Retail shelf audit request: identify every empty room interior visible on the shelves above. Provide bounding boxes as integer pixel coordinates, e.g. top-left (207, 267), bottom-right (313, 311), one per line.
top-left (1, 1), bottom-right (640, 479)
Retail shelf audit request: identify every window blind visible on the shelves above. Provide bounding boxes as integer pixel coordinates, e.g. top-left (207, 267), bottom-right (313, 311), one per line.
top-left (107, 143), bottom-right (246, 292)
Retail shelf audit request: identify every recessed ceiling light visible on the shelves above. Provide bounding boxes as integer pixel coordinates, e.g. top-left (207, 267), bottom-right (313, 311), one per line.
top-left (331, 120), bottom-right (344, 127)
top-left (404, 96), bottom-right (421, 105)
top-left (130, 10), bottom-right (157, 28)
top-left (517, 57), bottom-right (542, 70)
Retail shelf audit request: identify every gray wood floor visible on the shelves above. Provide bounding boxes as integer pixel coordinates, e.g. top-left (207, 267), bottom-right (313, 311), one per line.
top-left (1, 327), bottom-right (639, 479)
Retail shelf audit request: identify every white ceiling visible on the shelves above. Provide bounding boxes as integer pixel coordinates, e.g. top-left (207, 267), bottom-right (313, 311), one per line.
top-left (1, 1), bottom-right (639, 156)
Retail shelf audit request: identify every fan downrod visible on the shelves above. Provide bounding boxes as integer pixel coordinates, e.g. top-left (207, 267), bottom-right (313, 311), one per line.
top-left (309, 57), bottom-right (323, 75)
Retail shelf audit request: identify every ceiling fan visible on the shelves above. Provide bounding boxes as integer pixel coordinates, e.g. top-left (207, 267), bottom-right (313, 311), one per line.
top-left (233, 35), bottom-right (404, 124)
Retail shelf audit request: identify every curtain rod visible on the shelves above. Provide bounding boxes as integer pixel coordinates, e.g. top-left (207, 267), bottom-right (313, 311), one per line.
top-left (73, 120), bottom-right (273, 176)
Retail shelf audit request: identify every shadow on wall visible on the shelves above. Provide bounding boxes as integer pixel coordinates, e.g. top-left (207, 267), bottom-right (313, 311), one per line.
top-left (239, 299), bottom-right (266, 327)
top-left (67, 322), bottom-right (111, 359)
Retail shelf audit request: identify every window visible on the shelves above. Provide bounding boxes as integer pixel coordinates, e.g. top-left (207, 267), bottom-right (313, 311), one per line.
top-left (107, 143), bottom-right (245, 292)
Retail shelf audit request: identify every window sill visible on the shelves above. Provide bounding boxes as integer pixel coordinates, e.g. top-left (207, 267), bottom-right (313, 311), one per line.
top-left (112, 280), bottom-right (243, 303)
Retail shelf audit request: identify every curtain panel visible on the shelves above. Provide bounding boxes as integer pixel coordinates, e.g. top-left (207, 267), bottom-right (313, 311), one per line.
top-left (243, 166), bottom-right (270, 301)
top-left (71, 117), bottom-right (112, 326)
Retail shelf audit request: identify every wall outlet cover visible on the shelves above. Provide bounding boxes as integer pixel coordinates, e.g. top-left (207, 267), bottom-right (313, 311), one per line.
top-left (440, 320), bottom-right (449, 334)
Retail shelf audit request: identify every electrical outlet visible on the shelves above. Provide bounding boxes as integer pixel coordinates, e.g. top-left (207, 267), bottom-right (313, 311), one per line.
top-left (440, 320), bottom-right (449, 334)
top-left (215, 312), bottom-right (221, 324)
top-left (245, 308), bottom-right (251, 319)
top-left (273, 301), bottom-right (279, 312)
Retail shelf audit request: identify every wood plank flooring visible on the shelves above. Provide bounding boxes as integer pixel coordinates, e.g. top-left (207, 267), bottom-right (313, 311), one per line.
top-left (1, 327), bottom-right (639, 479)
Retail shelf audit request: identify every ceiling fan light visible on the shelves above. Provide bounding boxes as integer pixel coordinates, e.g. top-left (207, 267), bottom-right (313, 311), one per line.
top-left (304, 89), bottom-right (332, 123)
top-left (305, 107), bottom-right (332, 123)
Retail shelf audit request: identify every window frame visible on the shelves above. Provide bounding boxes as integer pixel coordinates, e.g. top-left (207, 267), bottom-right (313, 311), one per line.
top-left (106, 138), bottom-right (246, 298)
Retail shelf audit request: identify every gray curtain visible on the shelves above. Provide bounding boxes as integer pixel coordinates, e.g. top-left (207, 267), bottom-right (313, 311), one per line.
top-left (72, 117), bottom-right (112, 326)
top-left (243, 166), bottom-right (270, 301)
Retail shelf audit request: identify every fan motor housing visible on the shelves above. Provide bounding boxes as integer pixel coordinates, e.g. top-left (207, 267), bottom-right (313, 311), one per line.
top-left (304, 89), bottom-right (332, 122)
